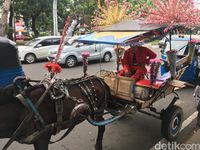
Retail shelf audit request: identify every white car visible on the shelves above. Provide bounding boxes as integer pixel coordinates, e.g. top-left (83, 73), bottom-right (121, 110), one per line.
top-left (18, 36), bottom-right (62, 63)
top-left (48, 42), bottom-right (115, 68)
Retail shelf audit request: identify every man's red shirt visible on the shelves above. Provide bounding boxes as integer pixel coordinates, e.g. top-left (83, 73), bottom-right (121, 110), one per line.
top-left (122, 46), bottom-right (157, 71)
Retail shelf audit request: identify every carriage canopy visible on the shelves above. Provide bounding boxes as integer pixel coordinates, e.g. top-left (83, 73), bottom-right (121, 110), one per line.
top-left (77, 19), bottom-right (165, 45)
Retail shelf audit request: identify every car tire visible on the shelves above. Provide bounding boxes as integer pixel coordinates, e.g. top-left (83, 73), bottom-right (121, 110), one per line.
top-left (65, 56), bottom-right (77, 68)
top-left (103, 52), bottom-right (111, 62)
top-left (25, 53), bottom-right (37, 64)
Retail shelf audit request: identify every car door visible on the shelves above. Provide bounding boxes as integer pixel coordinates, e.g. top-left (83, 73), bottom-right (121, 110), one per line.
top-left (34, 39), bottom-right (52, 59)
top-left (34, 38), bottom-right (60, 59)
top-left (74, 43), bottom-right (96, 60)
top-left (86, 44), bottom-right (101, 60)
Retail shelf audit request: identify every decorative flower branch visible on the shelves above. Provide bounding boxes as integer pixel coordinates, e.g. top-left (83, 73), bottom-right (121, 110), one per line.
top-left (92, 0), bottom-right (134, 30)
top-left (140, 0), bottom-right (200, 31)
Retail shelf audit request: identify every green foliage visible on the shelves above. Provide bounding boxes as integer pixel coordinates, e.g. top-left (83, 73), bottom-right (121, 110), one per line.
top-left (13, 0), bottom-right (153, 36)
top-left (128, 0), bottom-right (153, 12)
top-left (15, 0), bottom-right (52, 36)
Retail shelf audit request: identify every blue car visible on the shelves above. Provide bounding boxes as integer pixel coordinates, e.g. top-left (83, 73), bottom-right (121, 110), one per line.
top-left (160, 36), bottom-right (200, 84)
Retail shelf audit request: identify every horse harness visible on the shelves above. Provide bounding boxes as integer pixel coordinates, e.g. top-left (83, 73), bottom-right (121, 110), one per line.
top-left (3, 75), bottom-right (107, 150)
top-left (65, 75), bottom-right (106, 114)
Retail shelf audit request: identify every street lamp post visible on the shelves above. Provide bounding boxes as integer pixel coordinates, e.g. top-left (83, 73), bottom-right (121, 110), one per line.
top-left (53, 0), bottom-right (58, 36)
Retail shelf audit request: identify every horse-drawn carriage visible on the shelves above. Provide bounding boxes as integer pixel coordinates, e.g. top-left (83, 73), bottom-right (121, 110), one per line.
top-left (0, 20), bottom-right (197, 150)
top-left (77, 20), bottom-right (197, 141)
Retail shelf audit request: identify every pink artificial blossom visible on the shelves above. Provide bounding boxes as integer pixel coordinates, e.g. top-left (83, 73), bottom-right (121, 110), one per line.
top-left (81, 51), bottom-right (90, 58)
top-left (140, 0), bottom-right (200, 31)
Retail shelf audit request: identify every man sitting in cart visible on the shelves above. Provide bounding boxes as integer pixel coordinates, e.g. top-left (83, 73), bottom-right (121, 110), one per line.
top-left (118, 44), bottom-right (157, 81)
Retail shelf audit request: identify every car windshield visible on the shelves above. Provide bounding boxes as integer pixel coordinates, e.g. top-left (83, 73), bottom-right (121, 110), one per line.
top-left (164, 40), bottom-right (188, 55)
top-left (25, 39), bottom-right (40, 46)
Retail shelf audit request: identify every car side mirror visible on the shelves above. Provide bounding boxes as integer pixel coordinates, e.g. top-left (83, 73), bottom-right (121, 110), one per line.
top-left (76, 44), bottom-right (80, 47)
top-left (36, 44), bottom-right (42, 48)
top-left (160, 49), bottom-right (164, 54)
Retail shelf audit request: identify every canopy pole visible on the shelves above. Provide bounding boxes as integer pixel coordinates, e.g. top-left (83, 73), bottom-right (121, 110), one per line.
top-left (116, 45), bottom-right (120, 72)
top-left (99, 44), bottom-right (102, 71)
top-left (169, 30), bottom-right (172, 51)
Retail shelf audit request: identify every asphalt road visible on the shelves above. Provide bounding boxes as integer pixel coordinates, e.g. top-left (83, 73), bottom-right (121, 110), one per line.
top-left (0, 46), bottom-right (198, 150)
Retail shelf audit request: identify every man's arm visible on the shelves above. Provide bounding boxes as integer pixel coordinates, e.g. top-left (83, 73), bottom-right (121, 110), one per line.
top-left (122, 48), bottom-right (131, 71)
top-left (144, 47), bottom-right (157, 64)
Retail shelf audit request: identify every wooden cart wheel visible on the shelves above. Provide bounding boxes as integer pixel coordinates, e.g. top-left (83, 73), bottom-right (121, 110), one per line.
top-left (161, 105), bottom-right (183, 141)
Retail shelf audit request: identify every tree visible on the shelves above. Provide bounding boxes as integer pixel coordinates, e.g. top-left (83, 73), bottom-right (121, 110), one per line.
top-left (15, 0), bottom-right (52, 37)
top-left (140, 0), bottom-right (200, 31)
top-left (0, 0), bottom-right (11, 36)
top-left (67, 0), bottom-right (97, 25)
top-left (92, 0), bottom-right (134, 30)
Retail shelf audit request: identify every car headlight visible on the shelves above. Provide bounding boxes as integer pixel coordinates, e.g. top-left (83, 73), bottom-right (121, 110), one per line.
top-left (58, 54), bottom-right (65, 59)
top-left (50, 51), bottom-right (57, 54)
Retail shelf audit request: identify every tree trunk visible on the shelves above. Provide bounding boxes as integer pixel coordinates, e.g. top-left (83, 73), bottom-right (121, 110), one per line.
top-left (8, 4), bottom-right (14, 40)
top-left (31, 16), bottom-right (39, 37)
top-left (0, 0), bottom-right (11, 36)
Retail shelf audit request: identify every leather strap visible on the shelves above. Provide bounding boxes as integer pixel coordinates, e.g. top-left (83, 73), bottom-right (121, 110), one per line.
top-left (49, 119), bottom-right (76, 144)
top-left (2, 82), bottom-right (53, 150)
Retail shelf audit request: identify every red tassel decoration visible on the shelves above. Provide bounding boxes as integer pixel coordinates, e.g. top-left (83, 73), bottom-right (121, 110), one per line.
top-left (44, 62), bottom-right (62, 74)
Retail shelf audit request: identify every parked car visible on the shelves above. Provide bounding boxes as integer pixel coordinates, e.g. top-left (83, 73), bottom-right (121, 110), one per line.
top-left (18, 36), bottom-right (62, 63)
top-left (158, 34), bottom-right (186, 49)
top-left (161, 36), bottom-right (200, 84)
top-left (48, 42), bottom-right (115, 68)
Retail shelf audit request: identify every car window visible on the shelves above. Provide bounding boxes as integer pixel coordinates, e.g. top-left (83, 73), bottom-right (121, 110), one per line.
top-left (72, 42), bottom-right (84, 47)
top-left (38, 39), bottom-right (52, 47)
top-left (52, 38), bottom-right (60, 45)
top-left (25, 39), bottom-right (40, 46)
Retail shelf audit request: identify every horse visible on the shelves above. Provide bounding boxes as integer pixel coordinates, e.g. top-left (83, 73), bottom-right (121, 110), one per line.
top-left (0, 75), bottom-right (112, 150)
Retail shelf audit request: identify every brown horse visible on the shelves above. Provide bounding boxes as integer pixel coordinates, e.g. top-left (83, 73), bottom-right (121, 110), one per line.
top-left (0, 75), bottom-right (112, 150)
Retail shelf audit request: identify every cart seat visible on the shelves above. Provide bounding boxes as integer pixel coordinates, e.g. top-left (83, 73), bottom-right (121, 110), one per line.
top-left (136, 79), bottom-right (164, 89)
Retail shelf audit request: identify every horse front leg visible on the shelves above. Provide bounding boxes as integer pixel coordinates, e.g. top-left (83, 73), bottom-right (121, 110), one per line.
top-left (95, 117), bottom-right (105, 150)
top-left (33, 133), bottom-right (51, 150)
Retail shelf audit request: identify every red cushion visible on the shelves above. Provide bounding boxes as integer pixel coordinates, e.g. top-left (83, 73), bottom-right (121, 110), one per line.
top-left (136, 79), bottom-right (163, 89)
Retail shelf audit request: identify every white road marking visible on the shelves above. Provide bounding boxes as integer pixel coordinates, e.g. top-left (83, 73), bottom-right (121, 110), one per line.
top-left (150, 111), bottom-right (198, 150)
top-left (181, 111), bottom-right (198, 130)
